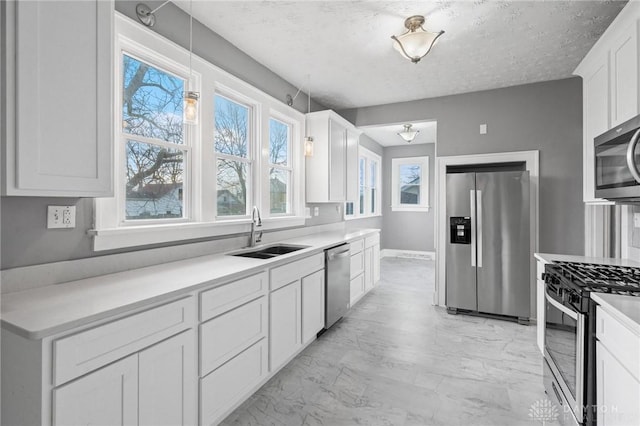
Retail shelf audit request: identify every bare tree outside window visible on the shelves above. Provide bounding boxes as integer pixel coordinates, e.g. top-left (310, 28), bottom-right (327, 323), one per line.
top-left (122, 54), bottom-right (186, 220)
top-left (215, 95), bottom-right (250, 216)
top-left (269, 118), bottom-right (290, 214)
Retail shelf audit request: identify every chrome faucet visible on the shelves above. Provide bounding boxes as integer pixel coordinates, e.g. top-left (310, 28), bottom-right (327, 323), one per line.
top-left (249, 206), bottom-right (262, 247)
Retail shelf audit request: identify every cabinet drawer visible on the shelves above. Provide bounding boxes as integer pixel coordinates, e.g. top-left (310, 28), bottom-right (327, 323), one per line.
top-left (200, 271), bottom-right (267, 321)
top-left (596, 305), bottom-right (640, 380)
top-left (200, 297), bottom-right (267, 376)
top-left (350, 239), bottom-right (364, 254)
top-left (365, 234), bottom-right (380, 249)
top-left (350, 251), bottom-right (364, 279)
top-left (53, 297), bottom-right (194, 386)
top-left (270, 253), bottom-right (324, 291)
top-left (200, 339), bottom-right (267, 426)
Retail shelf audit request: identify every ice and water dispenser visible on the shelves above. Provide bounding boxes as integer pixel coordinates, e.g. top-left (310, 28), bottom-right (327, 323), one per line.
top-left (449, 217), bottom-right (471, 244)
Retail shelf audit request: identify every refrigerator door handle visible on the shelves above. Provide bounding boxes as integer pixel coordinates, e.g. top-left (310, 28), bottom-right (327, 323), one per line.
top-left (476, 190), bottom-right (483, 268)
top-left (470, 190), bottom-right (476, 267)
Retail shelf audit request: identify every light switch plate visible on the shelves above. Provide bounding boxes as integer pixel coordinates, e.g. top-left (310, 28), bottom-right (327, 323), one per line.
top-left (47, 206), bottom-right (76, 229)
top-left (480, 124), bottom-right (487, 134)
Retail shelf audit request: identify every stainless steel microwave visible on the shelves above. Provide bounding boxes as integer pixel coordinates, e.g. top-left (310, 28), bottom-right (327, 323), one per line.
top-left (594, 113), bottom-right (640, 201)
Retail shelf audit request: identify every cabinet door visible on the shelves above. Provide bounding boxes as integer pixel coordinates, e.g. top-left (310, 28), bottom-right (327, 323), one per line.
top-left (373, 244), bottom-right (380, 284)
top-left (597, 341), bottom-right (640, 426)
top-left (270, 281), bottom-right (302, 370)
top-left (11, 0), bottom-right (112, 196)
top-left (329, 119), bottom-right (346, 201)
top-left (302, 270), bottom-right (325, 344)
top-left (345, 128), bottom-right (360, 202)
top-left (364, 247), bottom-right (373, 292)
top-left (583, 58), bottom-right (610, 203)
top-left (350, 274), bottom-right (364, 306)
top-left (139, 330), bottom-right (197, 426)
top-left (611, 21), bottom-right (639, 127)
top-left (53, 355), bottom-right (138, 426)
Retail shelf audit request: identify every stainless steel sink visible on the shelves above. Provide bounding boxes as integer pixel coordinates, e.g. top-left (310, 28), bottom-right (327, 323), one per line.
top-left (229, 244), bottom-right (309, 259)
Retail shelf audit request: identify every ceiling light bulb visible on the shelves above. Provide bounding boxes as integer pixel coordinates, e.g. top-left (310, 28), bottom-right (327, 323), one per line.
top-left (184, 91), bottom-right (199, 125)
top-left (392, 15), bottom-right (444, 64)
top-left (397, 124), bottom-right (419, 143)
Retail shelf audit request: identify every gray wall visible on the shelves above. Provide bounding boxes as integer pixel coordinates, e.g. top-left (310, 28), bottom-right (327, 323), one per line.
top-left (340, 77), bottom-right (585, 256)
top-left (1, 3), bottom-right (328, 270)
top-left (381, 144), bottom-right (435, 252)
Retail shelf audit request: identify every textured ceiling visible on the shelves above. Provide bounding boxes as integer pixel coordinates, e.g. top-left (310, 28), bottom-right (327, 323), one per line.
top-left (361, 121), bottom-right (437, 146)
top-left (174, 1), bottom-right (626, 110)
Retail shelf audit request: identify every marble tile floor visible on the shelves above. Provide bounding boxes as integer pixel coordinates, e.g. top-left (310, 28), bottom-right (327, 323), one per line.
top-left (222, 257), bottom-right (557, 426)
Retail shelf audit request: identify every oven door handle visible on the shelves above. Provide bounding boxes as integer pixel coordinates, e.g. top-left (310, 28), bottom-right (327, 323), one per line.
top-left (627, 128), bottom-right (640, 184)
top-left (545, 290), bottom-right (578, 320)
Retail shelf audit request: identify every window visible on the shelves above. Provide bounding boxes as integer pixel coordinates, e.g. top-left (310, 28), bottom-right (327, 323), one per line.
top-left (93, 16), bottom-right (305, 251)
top-left (214, 94), bottom-right (252, 217)
top-left (346, 147), bottom-right (381, 219)
top-left (121, 53), bottom-right (190, 223)
top-left (391, 156), bottom-right (430, 212)
top-left (268, 117), bottom-right (292, 215)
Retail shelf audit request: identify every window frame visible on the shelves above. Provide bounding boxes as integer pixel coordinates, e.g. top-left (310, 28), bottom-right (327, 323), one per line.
top-left (346, 146), bottom-right (381, 219)
top-left (391, 156), bottom-right (430, 212)
top-left (93, 14), bottom-right (305, 251)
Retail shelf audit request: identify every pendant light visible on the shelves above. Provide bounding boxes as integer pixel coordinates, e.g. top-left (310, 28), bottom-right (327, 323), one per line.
top-left (391, 15), bottom-right (444, 64)
top-left (304, 76), bottom-right (314, 157)
top-left (397, 124), bottom-right (419, 143)
top-left (183, 0), bottom-right (199, 125)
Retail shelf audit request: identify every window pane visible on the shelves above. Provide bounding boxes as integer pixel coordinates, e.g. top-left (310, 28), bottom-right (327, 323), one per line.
top-left (370, 161), bottom-right (377, 188)
top-left (217, 159), bottom-right (248, 216)
top-left (269, 119), bottom-right (289, 166)
top-left (370, 188), bottom-right (376, 214)
top-left (122, 55), bottom-right (184, 144)
top-left (270, 168), bottom-right (289, 214)
top-left (125, 141), bottom-right (184, 220)
top-left (215, 95), bottom-right (249, 157)
top-left (399, 164), bottom-right (421, 205)
top-left (359, 157), bottom-right (365, 214)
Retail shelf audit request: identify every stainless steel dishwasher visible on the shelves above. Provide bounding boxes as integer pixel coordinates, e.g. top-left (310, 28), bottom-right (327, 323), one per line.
top-left (325, 244), bottom-right (351, 329)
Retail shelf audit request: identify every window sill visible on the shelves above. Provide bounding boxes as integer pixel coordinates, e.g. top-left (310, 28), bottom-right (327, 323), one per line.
top-left (345, 213), bottom-right (383, 221)
top-left (391, 206), bottom-right (430, 212)
top-left (90, 216), bottom-right (305, 251)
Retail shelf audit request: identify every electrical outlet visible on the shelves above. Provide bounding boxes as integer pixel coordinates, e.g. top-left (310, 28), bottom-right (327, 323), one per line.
top-left (314, 207), bottom-right (320, 216)
top-left (47, 206), bottom-right (76, 229)
top-left (634, 213), bottom-right (640, 229)
top-left (480, 124), bottom-right (487, 134)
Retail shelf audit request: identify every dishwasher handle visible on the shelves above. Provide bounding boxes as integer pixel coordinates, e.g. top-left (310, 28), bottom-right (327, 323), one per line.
top-left (327, 249), bottom-right (350, 260)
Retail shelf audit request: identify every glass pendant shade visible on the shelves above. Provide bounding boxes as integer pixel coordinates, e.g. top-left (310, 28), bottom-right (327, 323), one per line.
top-left (304, 136), bottom-right (314, 157)
top-left (184, 91), bottom-right (199, 125)
top-left (397, 124), bottom-right (419, 143)
top-left (392, 16), bottom-right (444, 64)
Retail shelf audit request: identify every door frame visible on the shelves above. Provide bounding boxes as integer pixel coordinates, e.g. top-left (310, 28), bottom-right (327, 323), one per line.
top-left (434, 150), bottom-right (540, 318)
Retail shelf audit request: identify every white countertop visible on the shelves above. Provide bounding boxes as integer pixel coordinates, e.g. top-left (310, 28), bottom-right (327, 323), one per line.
top-left (1, 229), bottom-right (379, 340)
top-left (534, 252), bottom-right (640, 267)
top-left (591, 293), bottom-right (640, 336)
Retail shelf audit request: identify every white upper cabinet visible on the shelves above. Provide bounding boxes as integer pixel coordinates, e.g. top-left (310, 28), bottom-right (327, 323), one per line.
top-left (2, 0), bottom-right (113, 197)
top-left (574, 2), bottom-right (640, 204)
top-left (305, 110), bottom-right (361, 203)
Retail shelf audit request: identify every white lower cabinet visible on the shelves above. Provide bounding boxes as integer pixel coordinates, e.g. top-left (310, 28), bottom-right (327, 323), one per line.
top-left (53, 329), bottom-right (195, 426)
top-left (596, 341), bottom-right (640, 425)
top-left (200, 339), bottom-right (268, 426)
top-left (53, 354), bottom-right (138, 426)
top-left (139, 331), bottom-right (197, 426)
top-left (350, 234), bottom-right (380, 307)
top-left (364, 247), bottom-right (373, 292)
top-left (350, 273), bottom-right (365, 305)
top-left (302, 269), bottom-right (325, 344)
top-left (270, 280), bottom-right (302, 371)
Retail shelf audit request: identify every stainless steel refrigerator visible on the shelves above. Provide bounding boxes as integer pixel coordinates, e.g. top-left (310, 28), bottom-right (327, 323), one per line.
top-left (445, 171), bottom-right (530, 322)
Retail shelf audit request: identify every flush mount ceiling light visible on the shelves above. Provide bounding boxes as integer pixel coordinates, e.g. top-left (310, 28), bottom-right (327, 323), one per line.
top-left (391, 15), bottom-right (444, 64)
top-left (397, 124), bottom-right (419, 143)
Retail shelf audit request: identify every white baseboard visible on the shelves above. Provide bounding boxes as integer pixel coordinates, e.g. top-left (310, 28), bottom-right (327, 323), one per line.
top-left (381, 249), bottom-right (435, 260)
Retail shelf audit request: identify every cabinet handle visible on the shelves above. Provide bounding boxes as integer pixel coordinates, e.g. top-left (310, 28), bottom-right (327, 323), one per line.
top-left (627, 129), bottom-right (640, 184)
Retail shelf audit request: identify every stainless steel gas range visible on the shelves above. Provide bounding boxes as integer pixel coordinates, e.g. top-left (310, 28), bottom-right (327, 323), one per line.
top-left (543, 262), bottom-right (640, 425)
